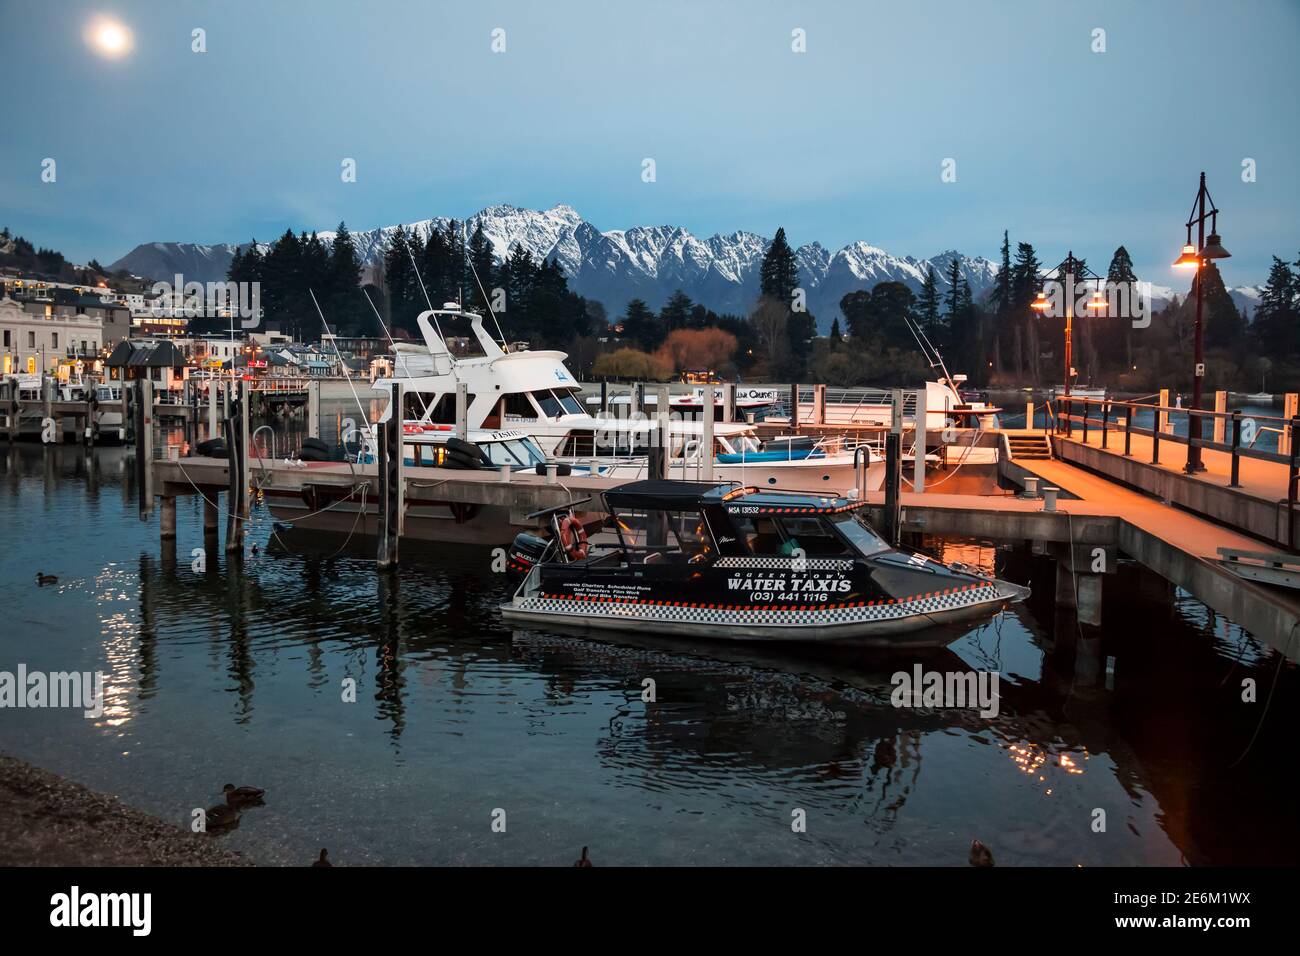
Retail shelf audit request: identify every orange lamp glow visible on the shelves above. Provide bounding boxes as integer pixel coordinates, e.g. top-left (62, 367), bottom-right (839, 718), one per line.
top-left (1173, 243), bottom-right (1200, 268)
top-left (1030, 291), bottom-right (1050, 312)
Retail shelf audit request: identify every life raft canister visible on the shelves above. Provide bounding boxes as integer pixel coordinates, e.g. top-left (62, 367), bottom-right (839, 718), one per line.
top-left (557, 513), bottom-right (588, 561)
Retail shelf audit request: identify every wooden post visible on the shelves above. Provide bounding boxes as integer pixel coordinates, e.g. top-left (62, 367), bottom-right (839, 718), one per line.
top-left (790, 384), bottom-right (800, 433)
top-left (87, 386), bottom-right (99, 445)
top-left (307, 380), bottom-right (320, 440)
top-left (722, 383), bottom-right (735, 424)
top-left (224, 381), bottom-right (247, 552)
top-left (1025, 401), bottom-right (1034, 430)
top-left (455, 382), bottom-right (468, 440)
top-left (884, 389), bottom-right (903, 546)
top-left (1213, 390), bottom-right (1227, 445)
top-left (207, 377), bottom-right (218, 440)
top-left (599, 380), bottom-right (608, 414)
top-left (377, 382), bottom-right (403, 569)
top-left (1158, 388), bottom-right (1170, 434)
top-left (5, 377), bottom-right (18, 442)
top-left (160, 496), bottom-right (177, 539)
top-left (913, 387), bottom-right (926, 493)
top-left (135, 380), bottom-right (154, 520)
top-left (1282, 393), bottom-right (1299, 457)
top-left (813, 383), bottom-right (826, 426)
top-left (42, 376), bottom-right (58, 444)
top-left (203, 493), bottom-right (219, 537)
top-left (702, 380), bottom-right (715, 482)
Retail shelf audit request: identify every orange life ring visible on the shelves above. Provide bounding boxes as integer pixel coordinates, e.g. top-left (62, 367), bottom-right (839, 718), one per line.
top-left (557, 514), bottom-right (588, 561)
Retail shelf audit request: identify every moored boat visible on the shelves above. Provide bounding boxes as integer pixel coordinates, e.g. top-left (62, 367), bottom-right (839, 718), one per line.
top-left (502, 480), bottom-right (1028, 648)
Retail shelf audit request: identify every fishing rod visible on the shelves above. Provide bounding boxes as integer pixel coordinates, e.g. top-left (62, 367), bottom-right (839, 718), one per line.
top-left (308, 288), bottom-right (375, 448)
top-left (361, 286), bottom-right (430, 418)
top-left (463, 218), bottom-right (510, 352)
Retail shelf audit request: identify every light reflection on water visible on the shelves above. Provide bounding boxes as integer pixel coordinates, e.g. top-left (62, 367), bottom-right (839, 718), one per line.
top-left (0, 441), bottom-right (1296, 866)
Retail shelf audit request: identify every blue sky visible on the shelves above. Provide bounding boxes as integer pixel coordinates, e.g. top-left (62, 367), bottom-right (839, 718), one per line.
top-left (1, 0), bottom-right (1297, 285)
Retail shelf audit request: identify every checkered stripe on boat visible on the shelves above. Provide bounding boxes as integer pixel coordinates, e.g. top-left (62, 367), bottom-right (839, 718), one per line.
top-left (516, 581), bottom-right (1002, 625)
top-left (713, 557), bottom-right (855, 571)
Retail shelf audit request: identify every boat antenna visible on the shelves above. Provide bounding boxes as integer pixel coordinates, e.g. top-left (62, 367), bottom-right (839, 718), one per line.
top-left (465, 218), bottom-right (510, 352)
top-left (405, 238), bottom-right (451, 359)
top-left (362, 286), bottom-right (429, 418)
top-left (904, 313), bottom-right (954, 385)
top-left (308, 288), bottom-right (374, 438)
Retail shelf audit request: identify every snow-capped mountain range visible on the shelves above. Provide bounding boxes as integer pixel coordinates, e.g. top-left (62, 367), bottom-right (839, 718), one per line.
top-left (107, 203), bottom-right (1260, 329)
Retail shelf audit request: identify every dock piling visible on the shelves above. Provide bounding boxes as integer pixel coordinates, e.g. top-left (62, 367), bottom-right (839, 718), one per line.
top-left (913, 387), bottom-right (926, 493)
top-left (701, 383), bottom-right (715, 481)
top-left (377, 382), bottom-right (403, 569)
top-left (134, 380), bottom-right (154, 520)
top-left (883, 389), bottom-right (903, 546)
top-left (307, 380), bottom-right (320, 439)
top-left (455, 383), bottom-right (468, 441)
top-left (223, 381), bottom-right (248, 553)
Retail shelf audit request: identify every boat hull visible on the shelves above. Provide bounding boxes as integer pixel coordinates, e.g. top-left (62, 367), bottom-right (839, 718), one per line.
top-left (501, 580), bottom-right (1028, 648)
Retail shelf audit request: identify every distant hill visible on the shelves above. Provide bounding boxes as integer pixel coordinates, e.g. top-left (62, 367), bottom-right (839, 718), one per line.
top-left (107, 204), bottom-right (1263, 327)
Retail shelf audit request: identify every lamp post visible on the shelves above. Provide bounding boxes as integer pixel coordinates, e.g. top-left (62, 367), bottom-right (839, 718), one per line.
top-left (1031, 251), bottom-right (1108, 435)
top-left (1173, 171), bottom-right (1230, 473)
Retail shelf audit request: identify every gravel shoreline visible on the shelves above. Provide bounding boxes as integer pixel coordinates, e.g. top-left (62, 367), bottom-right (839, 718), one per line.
top-left (0, 753), bottom-right (252, 866)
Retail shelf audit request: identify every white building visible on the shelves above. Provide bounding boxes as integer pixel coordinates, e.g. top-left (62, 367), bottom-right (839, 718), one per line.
top-left (0, 296), bottom-right (104, 376)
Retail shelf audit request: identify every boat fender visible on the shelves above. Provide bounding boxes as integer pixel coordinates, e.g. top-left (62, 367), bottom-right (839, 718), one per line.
top-left (535, 462), bottom-right (572, 477)
top-left (557, 514), bottom-right (588, 561)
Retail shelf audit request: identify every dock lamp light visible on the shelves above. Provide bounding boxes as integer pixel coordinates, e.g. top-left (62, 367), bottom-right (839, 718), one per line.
top-left (1173, 171), bottom-right (1230, 473)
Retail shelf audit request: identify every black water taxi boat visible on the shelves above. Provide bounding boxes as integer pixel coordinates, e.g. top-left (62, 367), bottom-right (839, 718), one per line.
top-left (501, 480), bottom-right (1028, 648)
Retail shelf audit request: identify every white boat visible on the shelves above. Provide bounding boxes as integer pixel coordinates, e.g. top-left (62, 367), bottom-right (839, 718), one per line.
top-left (369, 304), bottom-right (884, 494)
top-left (583, 385), bottom-right (779, 418)
top-left (93, 383), bottom-right (126, 442)
top-left (1052, 386), bottom-right (1106, 401)
top-left (1244, 393), bottom-right (1274, 405)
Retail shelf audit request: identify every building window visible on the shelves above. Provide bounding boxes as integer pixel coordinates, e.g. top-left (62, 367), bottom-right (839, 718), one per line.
top-left (52, 332), bottom-right (59, 349)
top-left (2, 330), bottom-right (8, 347)
top-left (28, 331), bottom-right (35, 348)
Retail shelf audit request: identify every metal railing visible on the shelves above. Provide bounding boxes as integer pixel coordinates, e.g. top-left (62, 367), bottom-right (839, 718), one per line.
top-left (1055, 395), bottom-right (1300, 547)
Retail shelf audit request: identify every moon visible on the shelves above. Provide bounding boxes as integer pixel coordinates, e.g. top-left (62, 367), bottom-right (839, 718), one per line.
top-left (85, 15), bottom-right (134, 59)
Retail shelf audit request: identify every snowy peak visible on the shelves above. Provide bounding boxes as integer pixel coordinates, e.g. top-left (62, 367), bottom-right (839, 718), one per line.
top-left (109, 204), bottom-right (1006, 327)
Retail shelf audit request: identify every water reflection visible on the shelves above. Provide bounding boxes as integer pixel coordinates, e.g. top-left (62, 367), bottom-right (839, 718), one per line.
top-left (0, 441), bottom-right (1296, 866)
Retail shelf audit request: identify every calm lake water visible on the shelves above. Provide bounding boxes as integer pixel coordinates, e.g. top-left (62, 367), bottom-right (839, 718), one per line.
top-left (1, 440), bottom-right (1296, 866)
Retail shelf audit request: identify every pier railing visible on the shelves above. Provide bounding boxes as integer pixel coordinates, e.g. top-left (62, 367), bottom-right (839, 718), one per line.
top-left (1056, 395), bottom-right (1300, 543)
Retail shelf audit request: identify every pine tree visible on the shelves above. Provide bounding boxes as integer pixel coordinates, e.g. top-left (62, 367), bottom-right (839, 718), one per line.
top-left (760, 227), bottom-right (799, 304)
top-left (917, 265), bottom-right (941, 336)
top-left (620, 298), bottom-right (660, 351)
top-left (327, 222), bottom-right (363, 333)
top-left (659, 290), bottom-right (693, 332)
top-left (829, 317), bottom-right (842, 349)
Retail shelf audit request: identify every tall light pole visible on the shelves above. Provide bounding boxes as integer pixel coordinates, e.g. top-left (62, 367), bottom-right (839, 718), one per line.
top-left (1173, 171), bottom-right (1230, 473)
top-left (1031, 251), bottom-right (1108, 435)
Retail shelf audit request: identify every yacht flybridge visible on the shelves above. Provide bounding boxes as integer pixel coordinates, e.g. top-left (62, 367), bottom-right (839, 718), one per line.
top-left (371, 304), bottom-right (883, 493)
top-left (502, 481), bottom-right (1029, 647)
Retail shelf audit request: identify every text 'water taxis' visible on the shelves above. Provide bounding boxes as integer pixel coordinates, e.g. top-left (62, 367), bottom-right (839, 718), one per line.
top-left (502, 480), bottom-right (1029, 648)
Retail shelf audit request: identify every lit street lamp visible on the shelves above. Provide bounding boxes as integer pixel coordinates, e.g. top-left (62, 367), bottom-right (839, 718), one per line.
top-left (1173, 171), bottom-right (1230, 473)
top-left (1031, 251), bottom-right (1108, 435)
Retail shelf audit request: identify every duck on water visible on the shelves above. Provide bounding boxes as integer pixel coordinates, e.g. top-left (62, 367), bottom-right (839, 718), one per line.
top-left (502, 480), bottom-right (1028, 648)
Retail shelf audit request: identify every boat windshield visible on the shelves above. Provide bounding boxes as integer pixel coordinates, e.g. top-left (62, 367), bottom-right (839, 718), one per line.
top-left (480, 438), bottom-right (547, 468)
top-left (612, 507), bottom-right (713, 564)
top-left (533, 389), bottom-right (583, 417)
top-left (831, 511), bottom-right (891, 557)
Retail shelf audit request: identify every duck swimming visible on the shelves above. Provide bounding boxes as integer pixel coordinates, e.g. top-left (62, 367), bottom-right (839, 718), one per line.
top-left (205, 804), bottom-right (241, 830)
top-left (969, 839), bottom-right (995, 868)
top-left (222, 783), bottom-right (266, 807)
top-left (36, 572), bottom-right (58, 586)
top-left (312, 848), bottom-right (332, 868)
top-left (573, 846), bottom-right (593, 868)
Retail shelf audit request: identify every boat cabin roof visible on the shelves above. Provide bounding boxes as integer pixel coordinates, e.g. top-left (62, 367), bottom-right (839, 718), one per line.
top-left (602, 480), bottom-right (867, 514)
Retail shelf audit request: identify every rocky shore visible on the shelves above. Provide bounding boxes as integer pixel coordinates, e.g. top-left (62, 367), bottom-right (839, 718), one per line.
top-left (0, 753), bottom-right (251, 866)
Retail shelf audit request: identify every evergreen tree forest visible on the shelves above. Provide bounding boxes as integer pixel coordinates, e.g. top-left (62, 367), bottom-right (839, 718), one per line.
top-left (149, 219), bottom-right (1300, 390)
